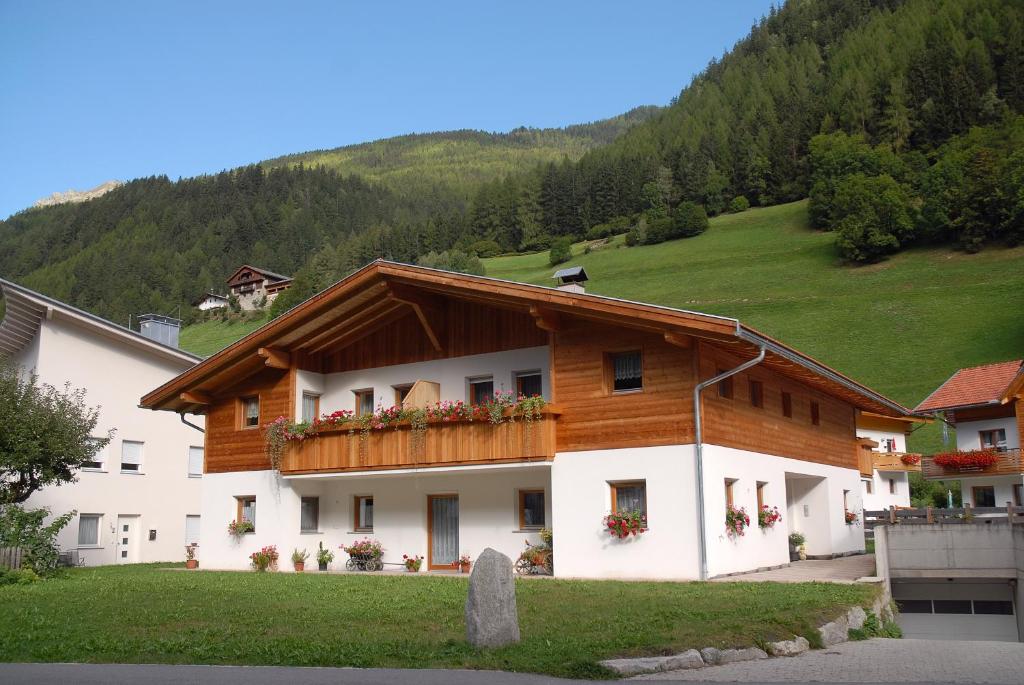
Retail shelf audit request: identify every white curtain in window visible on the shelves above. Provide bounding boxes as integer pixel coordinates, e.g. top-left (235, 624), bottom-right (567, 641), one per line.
top-left (187, 446), bottom-right (203, 476)
top-left (359, 497), bottom-right (374, 529)
top-left (616, 485), bottom-right (645, 514)
top-left (121, 441), bottom-right (143, 470)
top-left (78, 515), bottom-right (100, 545)
top-left (302, 394), bottom-right (318, 422)
top-left (241, 499), bottom-right (255, 523)
top-left (185, 515), bottom-right (201, 545)
top-left (613, 353), bottom-right (642, 381)
top-left (245, 399), bottom-right (259, 421)
top-left (301, 498), bottom-right (318, 531)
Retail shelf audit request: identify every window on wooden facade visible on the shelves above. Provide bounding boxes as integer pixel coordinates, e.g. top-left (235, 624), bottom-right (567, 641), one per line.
top-left (120, 440), bottom-right (143, 473)
top-left (725, 478), bottom-right (737, 508)
top-left (77, 514), bottom-right (100, 546)
top-left (301, 393), bottom-right (320, 422)
top-left (609, 351), bottom-right (643, 393)
top-left (354, 496), bottom-right (374, 531)
top-left (979, 429), bottom-right (1007, 451)
top-left (756, 481), bottom-right (766, 510)
top-left (518, 490), bottom-right (545, 529)
top-left (300, 497), bottom-right (319, 532)
top-left (83, 437), bottom-right (104, 470)
top-left (393, 384), bottom-right (413, 406)
top-left (187, 446), bottom-right (203, 477)
top-left (717, 369), bottom-right (733, 399)
top-left (354, 389), bottom-right (374, 417)
top-left (515, 371), bottom-right (543, 398)
top-left (749, 380), bottom-right (764, 408)
top-left (810, 401), bottom-right (820, 426)
top-left (241, 396), bottom-right (260, 428)
top-left (865, 479), bottom-right (873, 494)
top-left (468, 377), bottom-right (494, 405)
top-left (889, 478), bottom-right (896, 495)
top-left (781, 392), bottom-right (792, 418)
top-left (610, 481), bottom-right (646, 516)
top-left (972, 486), bottom-right (995, 508)
top-left (1014, 484), bottom-right (1022, 507)
top-left (236, 496), bottom-right (256, 530)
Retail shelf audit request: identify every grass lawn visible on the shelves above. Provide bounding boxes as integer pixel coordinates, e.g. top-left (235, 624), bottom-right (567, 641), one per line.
top-left (486, 201), bottom-right (1024, 453)
top-left (178, 313), bottom-right (270, 357)
top-left (0, 564), bottom-right (876, 679)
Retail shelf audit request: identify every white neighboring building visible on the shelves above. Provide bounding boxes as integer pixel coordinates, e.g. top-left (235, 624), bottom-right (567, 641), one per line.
top-left (194, 292), bottom-right (229, 312)
top-left (0, 279), bottom-right (205, 566)
top-left (857, 413), bottom-right (922, 511)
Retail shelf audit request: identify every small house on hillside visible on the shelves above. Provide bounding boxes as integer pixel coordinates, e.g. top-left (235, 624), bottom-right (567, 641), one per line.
top-left (916, 360), bottom-right (1024, 509)
top-left (194, 292), bottom-right (229, 312)
top-left (226, 265), bottom-right (292, 311)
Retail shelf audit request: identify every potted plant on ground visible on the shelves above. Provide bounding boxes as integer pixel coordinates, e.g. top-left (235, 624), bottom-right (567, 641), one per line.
top-left (292, 548), bottom-right (309, 573)
top-left (343, 538), bottom-right (384, 571)
top-left (184, 543), bottom-right (198, 569)
top-left (788, 532), bottom-right (806, 562)
top-left (316, 542), bottom-right (334, 571)
top-left (250, 545), bottom-right (279, 572)
top-left (402, 554), bottom-right (423, 572)
top-left (455, 553), bottom-right (471, 574)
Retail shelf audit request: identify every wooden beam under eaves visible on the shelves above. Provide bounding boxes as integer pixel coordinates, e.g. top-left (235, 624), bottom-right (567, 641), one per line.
top-left (529, 305), bottom-right (561, 332)
top-left (663, 331), bottom-right (691, 348)
top-left (179, 390), bottom-right (211, 405)
top-left (388, 283), bottom-right (445, 352)
top-left (258, 347), bottom-right (290, 369)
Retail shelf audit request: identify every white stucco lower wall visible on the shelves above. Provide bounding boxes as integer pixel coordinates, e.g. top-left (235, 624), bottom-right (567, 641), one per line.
top-left (859, 428), bottom-right (908, 454)
top-left (863, 471), bottom-right (911, 511)
top-left (955, 419), bottom-right (1020, 451)
top-left (198, 465), bottom-right (550, 571)
top-left (701, 445), bottom-right (865, 576)
top-left (959, 475), bottom-right (1024, 508)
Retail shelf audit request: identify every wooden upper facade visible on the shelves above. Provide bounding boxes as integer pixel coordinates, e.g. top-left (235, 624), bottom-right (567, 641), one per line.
top-left (140, 261), bottom-right (920, 475)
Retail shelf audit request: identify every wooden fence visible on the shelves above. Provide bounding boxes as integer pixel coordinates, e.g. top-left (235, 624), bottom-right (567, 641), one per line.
top-left (0, 547), bottom-right (23, 570)
top-left (865, 503), bottom-right (1024, 532)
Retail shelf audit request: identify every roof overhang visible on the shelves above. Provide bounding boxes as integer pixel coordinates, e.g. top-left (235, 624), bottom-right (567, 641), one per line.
top-left (140, 260), bottom-right (919, 419)
top-left (0, 278), bottom-right (200, 368)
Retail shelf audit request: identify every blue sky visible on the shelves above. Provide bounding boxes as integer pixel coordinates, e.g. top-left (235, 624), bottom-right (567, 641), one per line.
top-left (0, 1), bottom-right (776, 218)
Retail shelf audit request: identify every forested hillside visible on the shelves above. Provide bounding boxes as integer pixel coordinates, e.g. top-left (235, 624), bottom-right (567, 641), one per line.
top-left (0, 0), bottom-right (1020, 325)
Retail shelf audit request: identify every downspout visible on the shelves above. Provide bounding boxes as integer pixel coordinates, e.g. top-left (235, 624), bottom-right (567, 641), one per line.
top-left (693, 344), bottom-right (766, 581)
top-left (179, 412), bottom-right (205, 433)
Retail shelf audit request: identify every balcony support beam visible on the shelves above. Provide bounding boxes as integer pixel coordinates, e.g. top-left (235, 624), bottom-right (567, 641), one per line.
top-left (258, 347), bottom-right (290, 369)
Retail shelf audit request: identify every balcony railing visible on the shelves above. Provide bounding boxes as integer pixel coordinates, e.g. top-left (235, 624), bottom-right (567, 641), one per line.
top-left (922, 448), bottom-right (1023, 480)
top-left (280, 406), bottom-right (560, 475)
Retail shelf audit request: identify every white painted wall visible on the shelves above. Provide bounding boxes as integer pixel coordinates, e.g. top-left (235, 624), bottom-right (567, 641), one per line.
top-left (17, 315), bottom-right (203, 566)
top-left (197, 465), bottom-right (550, 571)
top-left (296, 346), bottom-right (550, 419)
top-left (955, 418), bottom-right (1019, 451)
top-left (863, 471), bottom-right (911, 511)
top-left (859, 427), bottom-right (908, 454)
top-left (551, 445), bottom-right (700, 580)
top-left (702, 444), bottom-right (865, 576)
top-left (197, 297), bottom-right (227, 311)
top-left (959, 475), bottom-right (1024, 508)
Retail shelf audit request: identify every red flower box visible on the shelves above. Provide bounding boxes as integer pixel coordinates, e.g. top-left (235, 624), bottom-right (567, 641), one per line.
top-left (899, 454), bottom-right (921, 466)
top-left (932, 450), bottom-right (999, 470)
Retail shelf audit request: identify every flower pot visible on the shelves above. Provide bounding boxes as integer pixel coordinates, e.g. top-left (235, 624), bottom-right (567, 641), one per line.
top-left (459, 561), bottom-right (471, 574)
top-left (185, 559), bottom-right (198, 570)
top-left (318, 562), bottom-right (328, 571)
top-left (798, 545), bottom-right (807, 561)
top-left (294, 562), bottom-right (305, 573)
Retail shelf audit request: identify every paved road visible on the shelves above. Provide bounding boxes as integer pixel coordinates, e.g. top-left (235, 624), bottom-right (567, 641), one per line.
top-left (634, 638), bottom-right (1024, 683)
top-left (712, 554), bottom-right (877, 584)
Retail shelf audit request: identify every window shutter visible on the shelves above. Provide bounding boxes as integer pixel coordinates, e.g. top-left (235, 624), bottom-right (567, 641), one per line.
top-left (185, 515), bottom-right (201, 545)
top-left (187, 446), bottom-right (203, 476)
top-left (121, 441), bottom-right (143, 470)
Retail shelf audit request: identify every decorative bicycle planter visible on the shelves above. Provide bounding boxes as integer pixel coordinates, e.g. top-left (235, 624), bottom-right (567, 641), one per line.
top-left (345, 553), bottom-right (384, 572)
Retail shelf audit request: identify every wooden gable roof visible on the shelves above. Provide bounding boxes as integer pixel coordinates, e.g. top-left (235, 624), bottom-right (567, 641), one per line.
top-left (226, 265), bottom-right (291, 287)
top-left (141, 260), bottom-right (919, 418)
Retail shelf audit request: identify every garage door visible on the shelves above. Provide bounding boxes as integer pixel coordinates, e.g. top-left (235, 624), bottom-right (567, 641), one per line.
top-left (893, 580), bottom-right (1019, 642)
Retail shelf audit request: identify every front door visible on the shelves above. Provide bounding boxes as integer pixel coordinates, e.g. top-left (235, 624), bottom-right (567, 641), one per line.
top-left (116, 515), bottom-right (139, 564)
top-left (428, 495), bottom-right (459, 570)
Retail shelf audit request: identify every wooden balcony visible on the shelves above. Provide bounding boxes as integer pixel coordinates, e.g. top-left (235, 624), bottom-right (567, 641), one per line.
top-left (280, 406), bottom-right (561, 475)
top-left (923, 449), bottom-right (1023, 480)
top-left (859, 451), bottom-right (923, 476)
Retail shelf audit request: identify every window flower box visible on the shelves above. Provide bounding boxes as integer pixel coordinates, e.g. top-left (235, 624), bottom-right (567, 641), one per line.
top-left (932, 449), bottom-right (999, 471)
top-left (725, 505), bottom-right (750, 537)
top-left (603, 510), bottom-right (647, 539)
top-left (757, 505), bottom-right (782, 530)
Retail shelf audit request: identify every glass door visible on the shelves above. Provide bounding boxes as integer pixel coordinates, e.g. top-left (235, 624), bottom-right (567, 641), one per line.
top-left (428, 495), bottom-right (459, 569)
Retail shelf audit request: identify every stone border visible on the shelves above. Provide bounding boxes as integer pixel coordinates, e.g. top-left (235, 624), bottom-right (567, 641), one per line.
top-left (599, 578), bottom-right (893, 677)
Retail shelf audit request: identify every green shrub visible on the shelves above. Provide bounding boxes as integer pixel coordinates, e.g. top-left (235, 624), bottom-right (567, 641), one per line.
top-left (729, 195), bottom-right (750, 213)
top-left (468, 239), bottom-right (502, 258)
top-left (848, 611), bottom-right (902, 640)
top-left (586, 216), bottom-right (633, 240)
top-left (643, 216), bottom-right (674, 245)
top-left (0, 568), bottom-right (41, 586)
top-left (673, 201), bottom-right (709, 237)
top-left (0, 505), bottom-right (74, 575)
top-left (549, 237), bottom-right (573, 266)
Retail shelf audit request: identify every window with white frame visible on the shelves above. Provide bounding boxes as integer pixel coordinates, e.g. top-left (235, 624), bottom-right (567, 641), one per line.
top-left (78, 514), bottom-right (101, 546)
top-left (83, 437), bottom-right (105, 470)
top-left (187, 446), bottom-right (203, 477)
top-left (120, 440), bottom-right (143, 473)
top-left (185, 515), bottom-right (201, 545)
